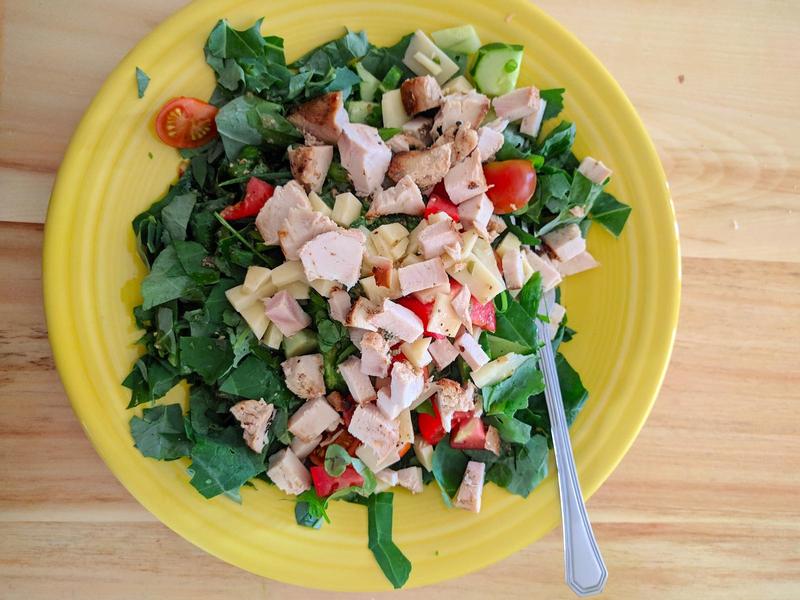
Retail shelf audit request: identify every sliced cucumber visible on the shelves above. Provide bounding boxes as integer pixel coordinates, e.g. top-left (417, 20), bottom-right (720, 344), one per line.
top-left (346, 100), bottom-right (377, 124)
top-left (431, 25), bottom-right (482, 54)
top-left (470, 43), bottom-right (524, 96)
top-left (282, 329), bottom-right (319, 357)
top-left (354, 62), bottom-right (380, 102)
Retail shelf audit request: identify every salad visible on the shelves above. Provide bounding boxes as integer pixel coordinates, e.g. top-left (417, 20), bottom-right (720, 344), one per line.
top-left (125, 20), bottom-right (631, 588)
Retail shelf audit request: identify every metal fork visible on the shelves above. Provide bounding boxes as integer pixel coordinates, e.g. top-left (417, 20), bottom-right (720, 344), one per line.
top-left (513, 217), bottom-right (607, 596)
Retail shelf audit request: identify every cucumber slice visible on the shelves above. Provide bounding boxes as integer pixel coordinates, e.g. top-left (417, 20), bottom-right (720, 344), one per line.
top-left (470, 43), bottom-right (524, 96)
top-left (346, 100), bottom-right (377, 124)
top-left (282, 329), bottom-right (319, 358)
top-left (354, 62), bottom-right (380, 102)
top-left (431, 25), bottom-right (482, 54)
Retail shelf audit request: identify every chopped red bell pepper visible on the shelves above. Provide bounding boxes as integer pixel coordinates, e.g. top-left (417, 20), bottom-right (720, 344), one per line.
top-left (449, 280), bottom-right (497, 332)
top-left (395, 296), bottom-right (445, 340)
top-left (310, 465), bottom-right (364, 497)
top-left (424, 182), bottom-right (460, 222)
top-left (220, 177), bottom-right (274, 220)
top-left (418, 400), bottom-right (445, 445)
top-left (450, 416), bottom-right (487, 450)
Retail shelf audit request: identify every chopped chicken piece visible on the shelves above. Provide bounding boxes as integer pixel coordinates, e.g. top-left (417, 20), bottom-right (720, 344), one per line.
top-left (230, 399), bottom-right (275, 453)
top-left (577, 157), bottom-right (612, 185)
top-left (263, 290), bottom-right (311, 337)
top-left (326, 390), bottom-right (346, 412)
top-left (432, 91), bottom-right (490, 138)
top-left (450, 282), bottom-right (472, 332)
top-left (397, 257), bottom-right (449, 295)
top-left (400, 75), bottom-right (443, 115)
top-left (359, 331), bottom-right (392, 378)
top-left (328, 288), bottom-right (352, 324)
top-left (548, 302), bottom-right (566, 340)
top-left (338, 356), bottom-right (377, 404)
top-left (369, 298), bottom-right (425, 343)
top-left (386, 131), bottom-right (426, 153)
top-left (454, 460), bottom-right (485, 513)
top-left (396, 466), bottom-right (424, 494)
top-left (435, 378), bottom-right (476, 432)
top-left (288, 397), bottom-right (340, 442)
top-left (519, 99), bottom-right (547, 137)
top-left (402, 116), bottom-right (434, 145)
top-left (287, 91), bottom-right (349, 144)
top-left (299, 228), bottom-right (366, 288)
top-left (346, 297), bottom-right (380, 332)
top-left (443, 149), bottom-right (489, 204)
top-left (417, 216), bottom-right (461, 259)
top-left (338, 123), bottom-right (392, 196)
top-left (555, 251), bottom-right (600, 277)
top-left (278, 206), bottom-right (338, 261)
top-left (484, 118), bottom-right (509, 133)
top-left (282, 354), bottom-right (325, 400)
top-left (377, 360), bottom-right (425, 420)
top-left (387, 145), bottom-right (452, 189)
top-left (367, 175), bottom-right (425, 218)
top-left (485, 214), bottom-right (507, 241)
top-left (433, 124), bottom-right (479, 164)
top-left (428, 338), bottom-right (460, 370)
top-left (287, 145), bottom-right (334, 193)
top-left (454, 331), bottom-right (489, 370)
top-left (375, 468), bottom-right (399, 492)
top-left (543, 224), bottom-right (586, 262)
top-left (348, 403), bottom-right (400, 460)
top-left (523, 249), bottom-right (563, 291)
top-left (476, 126), bottom-right (505, 162)
top-left (255, 180), bottom-right (311, 246)
top-left (371, 256), bottom-right (394, 288)
top-left (492, 86), bottom-right (540, 121)
top-left (502, 247), bottom-right (526, 290)
top-left (484, 425), bottom-right (501, 456)
top-left (290, 433), bottom-right (322, 460)
top-left (356, 443), bottom-right (401, 473)
top-left (267, 448), bottom-right (312, 496)
top-left (457, 193), bottom-right (493, 234)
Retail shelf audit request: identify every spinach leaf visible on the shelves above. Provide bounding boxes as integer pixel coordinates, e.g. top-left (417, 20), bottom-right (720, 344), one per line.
top-left (214, 96), bottom-right (264, 160)
top-left (206, 18), bottom-right (267, 59)
top-left (366, 493), bottom-right (412, 589)
top-left (179, 336), bottom-right (234, 384)
top-left (188, 436), bottom-right (265, 498)
top-left (173, 240), bottom-right (219, 285)
top-left (431, 435), bottom-right (468, 500)
top-left (492, 293), bottom-right (537, 352)
top-left (247, 98), bottom-right (302, 145)
top-left (219, 355), bottom-right (295, 407)
top-left (295, 488), bottom-right (330, 528)
top-left (517, 272), bottom-right (543, 319)
top-left (539, 88), bottom-right (565, 121)
top-left (537, 121), bottom-right (576, 165)
top-left (360, 34), bottom-right (414, 80)
top-left (129, 403), bottom-right (192, 460)
top-left (486, 435), bottom-right (549, 498)
top-left (527, 352), bottom-right (589, 429)
top-left (188, 385), bottom-right (224, 437)
top-left (482, 354), bottom-right (544, 415)
top-left (486, 414), bottom-right (532, 444)
top-left (141, 245), bottom-right (202, 309)
top-left (481, 332), bottom-right (530, 359)
top-left (153, 306), bottom-right (178, 366)
top-left (160, 192), bottom-right (197, 245)
top-left (589, 191), bottom-right (632, 237)
top-left (324, 443), bottom-right (350, 477)
top-left (122, 355), bottom-right (181, 408)
top-left (133, 174), bottom-right (192, 266)
top-left (135, 67), bottom-right (150, 98)
top-left (291, 29), bottom-right (369, 71)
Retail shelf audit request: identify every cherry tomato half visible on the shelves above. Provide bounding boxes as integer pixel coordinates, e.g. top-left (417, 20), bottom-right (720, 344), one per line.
top-left (483, 159), bottom-right (537, 214)
top-left (155, 97), bottom-right (219, 149)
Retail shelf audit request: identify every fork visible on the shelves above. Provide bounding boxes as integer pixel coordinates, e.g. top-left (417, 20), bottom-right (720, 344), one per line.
top-left (512, 217), bottom-right (607, 596)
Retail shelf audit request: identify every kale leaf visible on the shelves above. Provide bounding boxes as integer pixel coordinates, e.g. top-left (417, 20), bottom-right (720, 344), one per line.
top-left (129, 403), bottom-right (192, 460)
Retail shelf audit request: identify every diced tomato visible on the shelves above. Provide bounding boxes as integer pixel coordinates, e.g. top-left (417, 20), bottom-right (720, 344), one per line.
top-left (220, 177), bottom-right (275, 220)
top-left (396, 296), bottom-right (444, 340)
top-left (483, 159), bottom-right (537, 214)
top-left (418, 401), bottom-right (445, 445)
top-left (449, 279), bottom-right (496, 332)
top-left (424, 182), bottom-right (460, 221)
top-left (450, 416), bottom-right (487, 450)
top-left (155, 97), bottom-right (219, 149)
top-left (310, 465), bottom-right (364, 497)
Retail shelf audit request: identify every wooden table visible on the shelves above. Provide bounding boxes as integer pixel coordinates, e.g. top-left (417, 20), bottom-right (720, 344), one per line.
top-left (1, 1), bottom-right (799, 598)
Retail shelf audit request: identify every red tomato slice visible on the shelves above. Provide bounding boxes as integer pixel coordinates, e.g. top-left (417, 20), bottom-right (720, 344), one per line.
top-left (424, 182), bottom-right (460, 221)
top-left (449, 279), bottom-right (497, 332)
top-left (418, 401), bottom-right (445, 445)
top-left (310, 465), bottom-right (364, 498)
top-left (155, 97), bottom-right (219, 149)
top-left (450, 416), bottom-right (487, 450)
top-left (483, 159), bottom-right (537, 214)
top-left (395, 296), bottom-right (445, 340)
top-left (220, 177), bottom-right (275, 220)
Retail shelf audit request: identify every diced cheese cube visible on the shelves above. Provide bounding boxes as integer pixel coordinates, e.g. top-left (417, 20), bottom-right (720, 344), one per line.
top-left (470, 352), bottom-right (528, 388)
top-left (225, 285), bottom-right (258, 312)
top-left (332, 192), bottom-right (362, 226)
top-left (360, 275), bottom-right (393, 305)
top-left (262, 322), bottom-right (284, 350)
top-left (307, 191), bottom-right (333, 217)
top-left (400, 337), bottom-right (432, 368)
top-left (372, 223), bottom-right (410, 260)
top-left (381, 88), bottom-right (411, 128)
top-left (495, 232), bottom-right (521, 259)
top-left (427, 292), bottom-right (462, 337)
top-left (403, 30), bottom-right (460, 84)
top-left (397, 409), bottom-right (414, 444)
top-left (356, 444), bottom-right (401, 473)
top-left (271, 260), bottom-right (306, 287)
top-left (243, 266), bottom-right (272, 294)
top-left (239, 301), bottom-right (270, 340)
top-left (442, 75), bottom-right (474, 95)
top-left (448, 257), bottom-right (505, 305)
top-left (548, 302), bottom-right (566, 340)
top-left (282, 280), bottom-right (310, 300)
top-left (413, 438), bottom-right (434, 471)
top-left (309, 278), bottom-right (339, 298)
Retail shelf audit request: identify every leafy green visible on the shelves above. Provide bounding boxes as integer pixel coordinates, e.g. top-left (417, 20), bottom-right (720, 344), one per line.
top-left (589, 191), bottom-right (632, 237)
top-left (215, 95), bottom-right (301, 160)
top-left (539, 88), bottom-right (565, 121)
top-left (218, 355), bottom-right (295, 407)
top-left (366, 493), bottom-right (412, 589)
top-left (140, 244), bottom-right (202, 309)
top-left (482, 354), bottom-right (544, 415)
top-left (161, 193), bottom-right (197, 243)
top-left (122, 355), bottom-right (181, 408)
top-left (188, 436), bottom-right (265, 498)
top-left (360, 34), bottom-right (414, 80)
top-left (486, 414), bottom-right (532, 444)
top-left (129, 403), bottom-right (192, 460)
top-left (135, 67), bottom-right (150, 98)
top-left (324, 443), bottom-right (350, 477)
top-left (174, 240), bottom-right (219, 284)
top-left (431, 436), bottom-right (468, 500)
top-left (486, 435), bottom-right (549, 498)
top-left (493, 293), bottom-right (538, 352)
top-left (537, 121), bottom-right (576, 165)
top-left (295, 488), bottom-right (331, 528)
top-left (179, 336), bottom-right (234, 384)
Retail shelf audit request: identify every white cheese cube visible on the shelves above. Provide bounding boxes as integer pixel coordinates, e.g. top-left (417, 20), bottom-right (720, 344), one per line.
top-left (242, 266), bottom-right (272, 294)
top-left (307, 191), bottom-right (333, 217)
top-left (381, 89), bottom-right (411, 128)
top-left (239, 301), bottom-right (270, 340)
top-left (332, 192), bottom-right (362, 226)
top-left (271, 260), bottom-right (306, 287)
top-left (400, 337), bottom-right (433, 369)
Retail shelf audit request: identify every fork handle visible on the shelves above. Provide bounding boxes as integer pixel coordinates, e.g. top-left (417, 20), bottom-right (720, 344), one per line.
top-left (537, 318), bottom-right (608, 597)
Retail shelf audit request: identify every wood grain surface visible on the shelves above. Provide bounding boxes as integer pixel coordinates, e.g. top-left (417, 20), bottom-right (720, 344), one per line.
top-left (1, 1), bottom-right (799, 598)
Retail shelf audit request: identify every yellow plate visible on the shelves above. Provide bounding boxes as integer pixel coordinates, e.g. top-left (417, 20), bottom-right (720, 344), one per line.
top-left (44, 0), bottom-right (680, 591)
